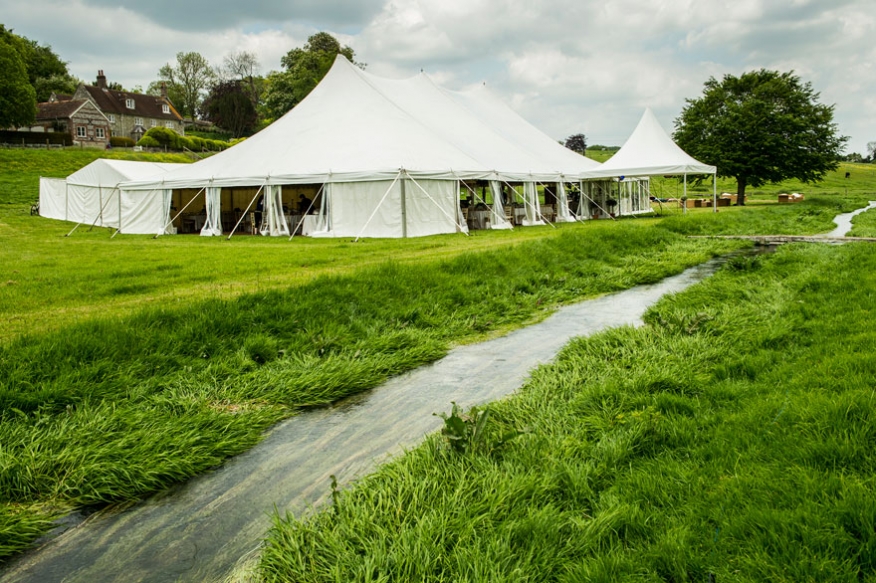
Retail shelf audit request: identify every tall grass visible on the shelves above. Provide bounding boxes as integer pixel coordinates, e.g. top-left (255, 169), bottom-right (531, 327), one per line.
top-left (260, 243), bottom-right (876, 582)
top-left (0, 225), bottom-right (741, 561)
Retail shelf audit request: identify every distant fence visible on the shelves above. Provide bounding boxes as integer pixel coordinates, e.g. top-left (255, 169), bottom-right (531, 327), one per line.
top-left (0, 130), bottom-right (72, 147)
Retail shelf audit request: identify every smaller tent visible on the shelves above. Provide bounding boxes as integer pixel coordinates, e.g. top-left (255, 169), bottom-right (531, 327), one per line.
top-left (582, 108), bottom-right (717, 210)
top-left (40, 159), bottom-right (185, 233)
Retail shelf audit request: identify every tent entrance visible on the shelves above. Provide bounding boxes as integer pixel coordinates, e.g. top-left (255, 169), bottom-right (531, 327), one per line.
top-left (169, 184), bottom-right (325, 236)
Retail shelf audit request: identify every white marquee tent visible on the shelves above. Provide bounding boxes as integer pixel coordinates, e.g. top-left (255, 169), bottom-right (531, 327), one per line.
top-left (118, 55), bottom-right (606, 238)
top-left (40, 159), bottom-right (185, 233)
top-left (583, 108), bottom-right (717, 210)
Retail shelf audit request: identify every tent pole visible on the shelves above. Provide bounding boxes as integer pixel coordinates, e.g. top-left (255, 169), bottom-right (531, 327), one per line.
top-left (713, 173), bottom-right (717, 213)
top-left (400, 173), bottom-right (407, 239)
top-left (155, 185), bottom-right (206, 238)
top-left (683, 174), bottom-right (688, 215)
top-left (116, 185), bottom-right (122, 236)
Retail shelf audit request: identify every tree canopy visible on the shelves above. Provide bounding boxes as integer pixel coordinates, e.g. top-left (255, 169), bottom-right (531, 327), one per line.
top-left (673, 69), bottom-right (847, 203)
top-left (0, 36), bottom-right (36, 128)
top-left (0, 25), bottom-right (77, 102)
top-left (263, 32), bottom-right (361, 121)
top-left (157, 52), bottom-right (216, 120)
top-left (200, 80), bottom-right (258, 138)
top-left (564, 133), bottom-right (587, 155)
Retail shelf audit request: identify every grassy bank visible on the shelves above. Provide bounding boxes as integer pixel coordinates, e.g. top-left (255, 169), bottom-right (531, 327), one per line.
top-left (261, 242), bottom-right (876, 582)
top-left (3, 148), bottom-right (874, 565)
top-left (0, 225), bottom-right (742, 561)
top-left (849, 201), bottom-right (876, 237)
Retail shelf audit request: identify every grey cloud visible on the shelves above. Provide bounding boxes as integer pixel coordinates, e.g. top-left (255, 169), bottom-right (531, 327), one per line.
top-left (80, 0), bottom-right (385, 31)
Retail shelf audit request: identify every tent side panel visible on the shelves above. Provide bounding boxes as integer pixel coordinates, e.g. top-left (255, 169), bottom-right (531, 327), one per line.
top-left (66, 185), bottom-right (98, 225)
top-left (39, 178), bottom-right (67, 221)
top-left (120, 189), bottom-right (168, 234)
top-left (329, 180), bottom-right (403, 238)
top-left (404, 179), bottom-right (460, 238)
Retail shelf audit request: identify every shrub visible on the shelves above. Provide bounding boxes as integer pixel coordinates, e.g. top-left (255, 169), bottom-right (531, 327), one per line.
top-left (136, 135), bottom-right (160, 148)
top-left (109, 136), bottom-right (135, 148)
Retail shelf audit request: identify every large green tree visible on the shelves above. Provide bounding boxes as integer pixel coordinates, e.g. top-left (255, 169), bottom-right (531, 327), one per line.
top-left (0, 25), bottom-right (77, 102)
top-left (674, 70), bottom-right (847, 204)
top-left (263, 32), bottom-right (361, 121)
top-left (157, 52), bottom-right (216, 120)
top-left (0, 36), bottom-right (36, 128)
top-left (200, 80), bottom-right (257, 137)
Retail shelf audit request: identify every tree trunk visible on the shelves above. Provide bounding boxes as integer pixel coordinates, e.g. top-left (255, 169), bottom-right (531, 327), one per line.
top-left (736, 176), bottom-right (747, 206)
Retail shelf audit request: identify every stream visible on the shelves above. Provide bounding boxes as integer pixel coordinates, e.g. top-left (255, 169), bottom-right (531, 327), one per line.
top-left (824, 200), bottom-right (876, 237)
top-left (2, 259), bottom-right (730, 582)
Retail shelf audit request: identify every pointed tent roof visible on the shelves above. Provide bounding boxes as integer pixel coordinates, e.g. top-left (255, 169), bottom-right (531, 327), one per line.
top-left (124, 56), bottom-right (599, 190)
top-left (584, 108), bottom-right (715, 178)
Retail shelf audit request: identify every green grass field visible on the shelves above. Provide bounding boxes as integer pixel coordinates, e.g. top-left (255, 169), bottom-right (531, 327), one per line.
top-left (261, 242), bottom-right (876, 583)
top-left (1, 148), bottom-right (876, 567)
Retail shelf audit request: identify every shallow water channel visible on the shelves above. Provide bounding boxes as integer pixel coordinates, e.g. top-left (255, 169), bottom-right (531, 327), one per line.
top-left (4, 257), bottom-right (735, 582)
top-left (824, 200), bottom-right (876, 237)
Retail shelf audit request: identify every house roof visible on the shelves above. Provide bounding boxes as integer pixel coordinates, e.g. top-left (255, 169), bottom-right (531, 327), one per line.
top-left (37, 100), bottom-right (88, 120)
top-left (80, 85), bottom-right (183, 121)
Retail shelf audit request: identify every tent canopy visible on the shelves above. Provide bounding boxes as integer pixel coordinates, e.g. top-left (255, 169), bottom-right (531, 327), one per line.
top-left (584, 108), bottom-right (715, 179)
top-left (123, 56), bottom-right (599, 191)
top-left (66, 159), bottom-right (184, 187)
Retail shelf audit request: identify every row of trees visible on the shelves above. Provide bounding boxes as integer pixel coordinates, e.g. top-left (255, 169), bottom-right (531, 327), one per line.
top-left (0, 25), bottom-right (79, 128)
top-left (152, 32), bottom-right (360, 137)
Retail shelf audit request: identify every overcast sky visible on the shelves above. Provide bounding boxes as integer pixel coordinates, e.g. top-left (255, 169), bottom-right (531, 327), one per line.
top-left (3, 0), bottom-right (874, 154)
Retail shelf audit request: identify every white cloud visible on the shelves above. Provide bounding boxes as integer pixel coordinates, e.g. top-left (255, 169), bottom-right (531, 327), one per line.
top-left (2, 0), bottom-right (875, 152)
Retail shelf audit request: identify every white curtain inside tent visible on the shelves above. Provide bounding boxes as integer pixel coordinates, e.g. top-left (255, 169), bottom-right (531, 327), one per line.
top-left (556, 182), bottom-right (573, 222)
top-left (522, 182), bottom-right (544, 226)
top-left (201, 187), bottom-right (222, 236)
top-left (489, 180), bottom-right (512, 230)
top-left (261, 185), bottom-right (290, 237)
top-left (161, 189), bottom-right (175, 234)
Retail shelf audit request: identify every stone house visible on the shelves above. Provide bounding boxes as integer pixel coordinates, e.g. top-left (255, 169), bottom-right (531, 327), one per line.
top-left (32, 98), bottom-right (111, 147)
top-left (73, 70), bottom-right (185, 143)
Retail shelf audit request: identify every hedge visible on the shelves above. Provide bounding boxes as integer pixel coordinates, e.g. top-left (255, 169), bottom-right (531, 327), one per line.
top-left (0, 130), bottom-right (72, 147)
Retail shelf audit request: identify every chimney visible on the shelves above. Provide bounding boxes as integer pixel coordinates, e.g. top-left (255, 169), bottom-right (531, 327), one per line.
top-left (160, 82), bottom-right (168, 99)
top-left (96, 70), bottom-right (107, 89)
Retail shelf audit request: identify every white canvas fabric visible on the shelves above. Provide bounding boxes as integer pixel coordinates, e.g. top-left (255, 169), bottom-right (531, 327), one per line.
top-left (39, 178), bottom-right (67, 221)
top-left (40, 159), bottom-right (184, 229)
top-left (201, 186), bottom-right (222, 236)
top-left (489, 180), bottom-right (513, 230)
top-left (555, 182), bottom-right (574, 223)
top-left (121, 56), bottom-right (603, 191)
top-left (584, 108), bottom-right (715, 179)
top-left (119, 187), bottom-right (175, 234)
top-left (261, 185), bottom-right (290, 237)
top-left (522, 182), bottom-right (544, 226)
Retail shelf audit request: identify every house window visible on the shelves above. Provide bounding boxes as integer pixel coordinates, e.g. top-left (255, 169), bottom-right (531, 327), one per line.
top-left (150, 120), bottom-right (157, 128)
top-left (162, 104), bottom-right (170, 114)
top-left (165, 121), bottom-right (174, 129)
top-left (95, 128), bottom-right (105, 139)
top-left (135, 117), bottom-right (143, 126)
top-left (76, 126), bottom-right (87, 138)
top-left (126, 98), bottom-right (135, 109)
top-left (108, 114), bottom-right (115, 123)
